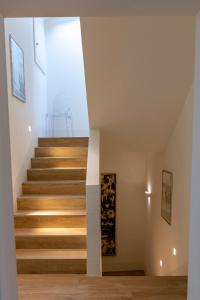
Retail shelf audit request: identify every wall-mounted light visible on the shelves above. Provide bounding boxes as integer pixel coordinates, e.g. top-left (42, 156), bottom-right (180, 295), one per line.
top-left (159, 259), bottom-right (163, 268)
top-left (147, 196), bottom-right (151, 207)
top-left (145, 190), bottom-right (152, 196)
top-left (173, 248), bottom-right (177, 256)
top-left (145, 187), bottom-right (152, 208)
top-left (28, 126), bottom-right (32, 133)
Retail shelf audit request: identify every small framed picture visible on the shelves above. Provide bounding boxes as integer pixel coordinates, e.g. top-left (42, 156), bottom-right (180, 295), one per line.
top-left (9, 35), bottom-right (26, 102)
top-left (161, 170), bottom-right (173, 225)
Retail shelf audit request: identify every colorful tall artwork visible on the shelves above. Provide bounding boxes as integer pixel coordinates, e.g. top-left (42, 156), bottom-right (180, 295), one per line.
top-left (161, 170), bottom-right (173, 225)
top-left (101, 174), bottom-right (116, 256)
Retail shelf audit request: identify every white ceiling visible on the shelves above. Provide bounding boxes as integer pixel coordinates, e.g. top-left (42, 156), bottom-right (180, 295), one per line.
top-left (81, 17), bottom-right (195, 152)
top-left (0, 0), bottom-right (200, 17)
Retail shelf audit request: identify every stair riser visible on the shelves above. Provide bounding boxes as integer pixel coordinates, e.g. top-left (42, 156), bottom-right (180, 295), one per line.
top-left (17, 198), bottom-right (86, 210)
top-left (22, 183), bottom-right (86, 195)
top-left (27, 169), bottom-right (86, 181)
top-left (15, 216), bottom-right (86, 228)
top-left (16, 236), bottom-right (86, 249)
top-left (38, 138), bottom-right (88, 148)
top-left (31, 158), bottom-right (87, 168)
top-left (17, 259), bottom-right (86, 274)
top-left (35, 147), bottom-right (88, 158)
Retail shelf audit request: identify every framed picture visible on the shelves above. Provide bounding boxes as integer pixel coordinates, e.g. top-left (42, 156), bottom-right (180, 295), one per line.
top-left (9, 35), bottom-right (26, 102)
top-left (161, 170), bottom-right (173, 225)
top-left (101, 173), bottom-right (116, 256)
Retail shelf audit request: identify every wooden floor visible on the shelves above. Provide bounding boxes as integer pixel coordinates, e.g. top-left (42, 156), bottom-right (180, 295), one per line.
top-left (18, 275), bottom-right (187, 300)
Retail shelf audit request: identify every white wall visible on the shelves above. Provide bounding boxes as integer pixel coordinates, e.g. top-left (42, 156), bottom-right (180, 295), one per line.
top-left (45, 17), bottom-right (89, 137)
top-left (0, 17), bottom-right (18, 300)
top-left (33, 18), bottom-right (47, 74)
top-left (81, 16), bottom-right (195, 274)
top-left (145, 87), bottom-right (193, 276)
top-left (101, 140), bottom-right (146, 272)
top-left (5, 18), bottom-right (47, 210)
top-left (81, 17), bottom-right (195, 152)
top-left (100, 86), bottom-right (193, 273)
top-left (188, 12), bottom-right (200, 300)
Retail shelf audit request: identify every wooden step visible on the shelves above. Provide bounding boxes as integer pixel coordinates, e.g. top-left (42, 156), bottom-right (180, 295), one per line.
top-left (27, 168), bottom-right (87, 181)
top-left (15, 210), bottom-right (86, 228)
top-left (22, 181), bottom-right (86, 195)
top-left (16, 228), bottom-right (87, 249)
top-left (31, 157), bottom-right (87, 168)
top-left (17, 195), bottom-right (86, 210)
top-left (35, 147), bottom-right (88, 158)
top-left (38, 137), bottom-right (89, 148)
top-left (17, 249), bottom-right (87, 274)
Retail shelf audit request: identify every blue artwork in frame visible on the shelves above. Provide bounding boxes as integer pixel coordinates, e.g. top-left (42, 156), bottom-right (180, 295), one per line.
top-left (9, 35), bottom-right (26, 103)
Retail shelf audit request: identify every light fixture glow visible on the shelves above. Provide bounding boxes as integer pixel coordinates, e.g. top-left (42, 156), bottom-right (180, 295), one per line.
top-left (147, 196), bottom-right (151, 207)
top-left (159, 260), bottom-right (163, 268)
top-left (28, 126), bottom-right (32, 132)
top-left (145, 190), bottom-right (152, 195)
top-left (173, 248), bottom-right (177, 256)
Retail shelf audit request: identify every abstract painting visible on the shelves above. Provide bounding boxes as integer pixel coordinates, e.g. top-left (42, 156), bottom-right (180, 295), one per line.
top-left (161, 170), bottom-right (173, 225)
top-left (101, 174), bottom-right (116, 256)
top-left (9, 35), bottom-right (26, 102)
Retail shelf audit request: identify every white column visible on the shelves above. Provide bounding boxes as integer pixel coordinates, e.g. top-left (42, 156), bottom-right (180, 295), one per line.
top-left (188, 11), bottom-right (200, 300)
top-left (0, 17), bottom-right (18, 299)
top-left (86, 129), bottom-right (102, 276)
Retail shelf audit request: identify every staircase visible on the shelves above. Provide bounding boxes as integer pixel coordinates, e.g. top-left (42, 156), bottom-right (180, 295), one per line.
top-left (15, 137), bottom-right (88, 274)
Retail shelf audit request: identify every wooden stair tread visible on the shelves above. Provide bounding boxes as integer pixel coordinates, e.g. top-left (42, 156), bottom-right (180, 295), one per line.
top-left (22, 181), bottom-right (86, 195)
top-left (18, 195), bottom-right (86, 199)
top-left (31, 157), bottom-right (87, 169)
top-left (27, 168), bottom-right (87, 181)
top-left (17, 195), bottom-right (86, 210)
top-left (39, 137), bottom-right (89, 139)
top-left (36, 146), bottom-right (88, 148)
top-left (28, 167), bottom-right (87, 170)
top-left (35, 147), bottom-right (88, 150)
top-left (35, 147), bottom-right (88, 158)
top-left (31, 159), bottom-right (87, 169)
top-left (32, 157), bottom-right (87, 159)
top-left (23, 180), bottom-right (85, 184)
top-left (15, 210), bottom-right (86, 216)
top-left (16, 228), bottom-right (87, 237)
top-left (16, 249), bottom-right (87, 260)
top-left (38, 137), bottom-right (89, 147)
